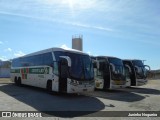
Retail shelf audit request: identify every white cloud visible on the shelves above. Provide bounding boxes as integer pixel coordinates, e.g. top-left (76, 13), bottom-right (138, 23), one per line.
top-left (0, 11), bottom-right (44, 21)
top-left (68, 22), bottom-right (113, 32)
top-left (41, 0), bottom-right (98, 10)
top-left (4, 48), bottom-right (12, 52)
top-left (87, 51), bottom-right (91, 55)
top-left (14, 51), bottom-right (25, 57)
top-left (0, 56), bottom-right (8, 61)
top-left (86, 51), bottom-right (98, 56)
top-left (0, 41), bottom-right (3, 44)
top-left (60, 44), bottom-right (81, 52)
top-left (60, 44), bottom-right (70, 49)
top-left (0, 11), bottom-right (113, 32)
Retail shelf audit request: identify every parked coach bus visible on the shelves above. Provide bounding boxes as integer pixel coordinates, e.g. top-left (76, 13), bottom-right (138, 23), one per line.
top-left (91, 56), bottom-right (126, 90)
top-left (11, 47), bottom-right (95, 93)
top-left (123, 59), bottom-right (150, 86)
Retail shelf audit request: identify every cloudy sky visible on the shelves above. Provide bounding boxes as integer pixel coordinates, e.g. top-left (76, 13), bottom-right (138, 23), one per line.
top-left (0, 0), bottom-right (160, 69)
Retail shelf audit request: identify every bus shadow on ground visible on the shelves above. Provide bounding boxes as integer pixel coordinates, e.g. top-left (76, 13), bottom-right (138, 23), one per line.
top-left (125, 87), bottom-right (160, 95)
top-left (85, 89), bottom-right (146, 102)
top-left (0, 83), bottom-right (105, 117)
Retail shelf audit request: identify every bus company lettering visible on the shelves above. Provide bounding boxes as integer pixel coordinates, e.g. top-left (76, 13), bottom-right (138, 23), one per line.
top-left (11, 69), bottom-right (20, 73)
top-left (30, 67), bottom-right (49, 74)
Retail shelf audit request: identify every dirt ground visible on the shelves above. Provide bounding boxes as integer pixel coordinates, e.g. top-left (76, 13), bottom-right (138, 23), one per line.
top-left (0, 78), bottom-right (159, 120)
top-left (0, 78), bottom-right (13, 84)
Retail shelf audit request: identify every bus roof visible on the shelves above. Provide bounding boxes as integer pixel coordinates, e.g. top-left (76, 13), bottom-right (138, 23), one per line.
top-left (123, 59), bottom-right (142, 61)
top-left (14, 47), bottom-right (88, 59)
top-left (94, 56), bottom-right (121, 60)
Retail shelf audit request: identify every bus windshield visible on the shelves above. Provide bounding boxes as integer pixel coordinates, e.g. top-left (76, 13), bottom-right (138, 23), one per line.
top-left (108, 58), bottom-right (123, 66)
top-left (108, 58), bottom-right (125, 80)
top-left (132, 60), bottom-right (144, 67)
top-left (132, 60), bottom-right (146, 79)
top-left (54, 51), bottom-right (94, 81)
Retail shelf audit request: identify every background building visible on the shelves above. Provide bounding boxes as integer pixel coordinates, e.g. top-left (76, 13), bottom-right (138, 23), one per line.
top-left (72, 35), bottom-right (83, 51)
top-left (0, 60), bottom-right (11, 78)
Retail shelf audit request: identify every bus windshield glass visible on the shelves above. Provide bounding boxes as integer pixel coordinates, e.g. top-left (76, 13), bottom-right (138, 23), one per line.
top-left (132, 60), bottom-right (146, 79)
top-left (132, 60), bottom-right (144, 67)
top-left (54, 51), bottom-right (94, 81)
top-left (108, 58), bottom-right (125, 80)
top-left (108, 58), bottom-right (123, 66)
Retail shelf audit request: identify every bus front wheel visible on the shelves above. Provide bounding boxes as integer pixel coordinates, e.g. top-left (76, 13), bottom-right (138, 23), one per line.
top-left (47, 80), bottom-right (52, 93)
top-left (14, 77), bottom-right (18, 85)
top-left (17, 77), bottom-right (22, 86)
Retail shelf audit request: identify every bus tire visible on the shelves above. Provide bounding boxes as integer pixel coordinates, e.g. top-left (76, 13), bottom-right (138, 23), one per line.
top-left (17, 77), bottom-right (22, 86)
top-left (14, 77), bottom-right (18, 85)
top-left (47, 80), bottom-right (52, 93)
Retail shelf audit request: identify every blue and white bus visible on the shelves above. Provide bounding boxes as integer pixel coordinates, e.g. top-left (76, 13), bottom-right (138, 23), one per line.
top-left (123, 59), bottom-right (150, 86)
top-left (11, 47), bottom-right (95, 93)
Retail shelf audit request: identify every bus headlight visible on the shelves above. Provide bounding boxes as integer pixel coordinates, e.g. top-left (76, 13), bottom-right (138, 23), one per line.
top-left (79, 81), bottom-right (82, 85)
top-left (71, 79), bottom-right (74, 83)
top-left (77, 81), bottom-right (79, 85)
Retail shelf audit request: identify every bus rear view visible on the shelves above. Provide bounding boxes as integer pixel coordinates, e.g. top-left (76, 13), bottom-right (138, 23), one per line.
top-left (123, 59), bottom-right (150, 86)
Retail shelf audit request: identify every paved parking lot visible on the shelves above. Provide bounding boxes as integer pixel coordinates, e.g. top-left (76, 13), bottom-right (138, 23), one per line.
top-left (0, 79), bottom-right (160, 120)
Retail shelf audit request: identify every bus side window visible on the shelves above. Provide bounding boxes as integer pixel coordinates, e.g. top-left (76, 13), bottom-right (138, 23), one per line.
top-left (125, 67), bottom-right (130, 78)
top-left (43, 52), bottom-right (53, 66)
top-left (53, 62), bottom-right (59, 75)
top-left (97, 62), bottom-right (104, 79)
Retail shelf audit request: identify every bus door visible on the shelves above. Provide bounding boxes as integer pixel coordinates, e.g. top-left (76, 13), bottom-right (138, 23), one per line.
top-left (59, 58), bottom-right (69, 92)
top-left (94, 60), bottom-right (104, 89)
top-left (124, 64), bottom-right (132, 86)
top-left (96, 58), bottom-right (110, 89)
top-left (124, 61), bottom-right (136, 86)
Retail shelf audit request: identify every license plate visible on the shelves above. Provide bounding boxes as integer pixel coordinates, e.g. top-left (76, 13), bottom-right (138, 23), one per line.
top-left (83, 89), bottom-right (87, 91)
top-left (83, 82), bottom-right (89, 85)
top-left (115, 80), bottom-right (123, 85)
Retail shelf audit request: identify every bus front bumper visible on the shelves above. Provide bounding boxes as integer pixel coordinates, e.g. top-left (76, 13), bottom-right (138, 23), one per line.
top-left (136, 79), bottom-right (148, 86)
top-left (67, 80), bottom-right (95, 93)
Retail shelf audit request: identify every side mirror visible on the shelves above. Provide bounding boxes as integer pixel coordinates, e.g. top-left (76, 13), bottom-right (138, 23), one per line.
top-left (135, 66), bottom-right (141, 73)
top-left (144, 65), bottom-right (151, 78)
top-left (110, 63), bottom-right (116, 72)
top-left (92, 60), bottom-right (97, 68)
top-left (60, 58), bottom-right (68, 66)
top-left (144, 65), bottom-right (151, 71)
top-left (59, 56), bottom-right (71, 67)
top-left (125, 64), bottom-right (131, 73)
